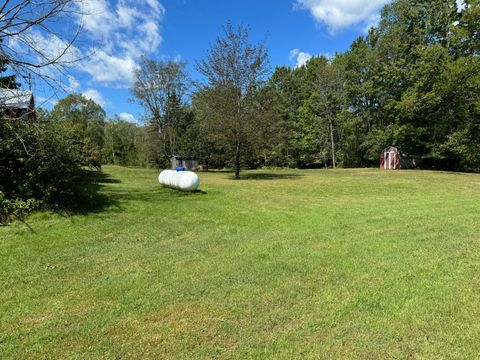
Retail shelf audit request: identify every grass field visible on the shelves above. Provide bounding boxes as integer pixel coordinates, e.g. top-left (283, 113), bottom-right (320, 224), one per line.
top-left (1, 166), bottom-right (480, 359)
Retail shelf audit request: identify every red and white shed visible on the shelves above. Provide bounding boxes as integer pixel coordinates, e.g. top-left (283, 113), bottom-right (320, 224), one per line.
top-left (380, 147), bottom-right (401, 170)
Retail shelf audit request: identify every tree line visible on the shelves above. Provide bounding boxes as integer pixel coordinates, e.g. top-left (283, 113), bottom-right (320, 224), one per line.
top-left (126, 0), bottom-right (480, 175)
top-left (31, 0), bottom-right (480, 176)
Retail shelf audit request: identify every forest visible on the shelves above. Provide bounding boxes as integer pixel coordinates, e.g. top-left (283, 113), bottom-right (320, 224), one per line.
top-left (95, 0), bottom-right (480, 173)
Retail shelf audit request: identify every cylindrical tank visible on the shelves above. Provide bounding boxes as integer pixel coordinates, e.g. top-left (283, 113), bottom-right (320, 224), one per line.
top-left (158, 170), bottom-right (200, 191)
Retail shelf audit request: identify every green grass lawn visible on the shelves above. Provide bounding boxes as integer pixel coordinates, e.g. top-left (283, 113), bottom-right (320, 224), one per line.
top-left (1, 166), bottom-right (480, 359)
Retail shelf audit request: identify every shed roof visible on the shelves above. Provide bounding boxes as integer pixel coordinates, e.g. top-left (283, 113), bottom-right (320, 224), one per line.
top-left (0, 89), bottom-right (33, 109)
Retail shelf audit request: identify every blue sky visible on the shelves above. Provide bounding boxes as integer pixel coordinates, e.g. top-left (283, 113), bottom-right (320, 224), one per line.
top-left (31, 0), bottom-right (391, 122)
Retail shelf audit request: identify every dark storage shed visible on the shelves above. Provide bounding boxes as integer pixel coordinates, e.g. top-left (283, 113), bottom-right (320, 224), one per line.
top-left (170, 156), bottom-right (198, 171)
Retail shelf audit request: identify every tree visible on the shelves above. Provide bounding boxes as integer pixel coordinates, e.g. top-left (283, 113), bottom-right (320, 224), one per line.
top-left (369, 0), bottom-right (480, 170)
top-left (251, 85), bottom-right (285, 167)
top-left (300, 56), bottom-right (345, 168)
top-left (0, 111), bottom-right (93, 222)
top-left (0, 0), bottom-right (85, 86)
top-left (452, 0), bottom-right (480, 57)
top-left (196, 23), bottom-right (270, 179)
top-left (268, 66), bottom-right (310, 167)
top-left (131, 57), bottom-right (189, 167)
top-left (50, 94), bottom-right (106, 169)
top-left (103, 118), bottom-right (139, 166)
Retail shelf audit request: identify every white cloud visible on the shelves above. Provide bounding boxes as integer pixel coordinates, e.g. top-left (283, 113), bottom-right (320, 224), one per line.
top-left (83, 88), bottom-right (106, 107)
top-left (77, 0), bottom-right (165, 86)
top-left (296, 0), bottom-right (390, 32)
top-left (289, 49), bottom-right (313, 68)
top-left (118, 112), bottom-right (136, 123)
top-left (296, 52), bottom-right (313, 68)
top-left (81, 50), bottom-right (138, 84)
top-left (117, 4), bottom-right (138, 28)
top-left (144, 0), bottom-right (165, 16)
top-left (67, 75), bottom-right (80, 92)
top-left (29, 31), bottom-right (81, 65)
top-left (289, 49), bottom-right (299, 61)
top-left (80, 0), bottom-right (114, 40)
top-left (6, 30), bottom-right (82, 83)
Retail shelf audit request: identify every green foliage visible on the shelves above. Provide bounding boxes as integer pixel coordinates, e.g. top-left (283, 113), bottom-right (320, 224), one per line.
top-left (49, 94), bottom-right (106, 169)
top-left (0, 92), bottom-right (119, 222)
top-left (28, 5), bottom-right (477, 175)
top-left (250, 0), bottom-right (480, 171)
top-left (0, 191), bottom-right (39, 224)
top-left (0, 114), bottom-right (98, 223)
top-left (195, 23), bottom-right (270, 178)
top-left (103, 119), bottom-right (141, 166)
top-left (121, 8), bottom-right (478, 173)
top-left (131, 58), bottom-right (190, 167)
top-left (0, 39), bottom-right (19, 89)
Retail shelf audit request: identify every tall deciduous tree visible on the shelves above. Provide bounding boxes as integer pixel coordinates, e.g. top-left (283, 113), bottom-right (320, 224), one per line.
top-left (369, 0), bottom-right (480, 169)
top-left (50, 94), bottom-right (106, 169)
top-left (196, 23), bottom-right (270, 178)
top-left (268, 66), bottom-right (310, 167)
top-left (131, 57), bottom-right (189, 167)
top-left (297, 56), bottom-right (345, 168)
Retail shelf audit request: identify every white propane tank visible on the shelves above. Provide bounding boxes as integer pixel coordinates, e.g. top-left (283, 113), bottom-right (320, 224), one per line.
top-left (158, 170), bottom-right (200, 191)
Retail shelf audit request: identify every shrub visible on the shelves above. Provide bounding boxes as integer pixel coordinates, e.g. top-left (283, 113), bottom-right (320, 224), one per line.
top-left (0, 117), bottom-right (90, 223)
top-left (0, 191), bottom-right (39, 224)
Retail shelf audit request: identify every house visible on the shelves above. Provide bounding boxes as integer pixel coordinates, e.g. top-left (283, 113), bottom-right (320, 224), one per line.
top-left (170, 156), bottom-right (198, 171)
top-left (0, 88), bottom-right (36, 121)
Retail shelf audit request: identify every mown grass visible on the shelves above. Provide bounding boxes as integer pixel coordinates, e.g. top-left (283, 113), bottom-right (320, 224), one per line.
top-left (1, 166), bottom-right (480, 359)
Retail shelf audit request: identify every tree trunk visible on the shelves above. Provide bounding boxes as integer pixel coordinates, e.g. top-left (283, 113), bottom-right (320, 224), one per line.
top-left (234, 142), bottom-right (240, 179)
top-left (328, 116), bottom-right (336, 169)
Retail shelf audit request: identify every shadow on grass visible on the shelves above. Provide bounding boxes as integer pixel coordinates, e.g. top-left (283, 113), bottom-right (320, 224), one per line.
top-left (67, 169), bottom-right (209, 213)
top-left (206, 169), bottom-right (235, 173)
top-left (60, 169), bottom-right (121, 215)
top-left (228, 172), bottom-right (304, 181)
top-left (115, 187), bottom-right (208, 203)
top-left (14, 170), bottom-right (211, 230)
top-left (168, 188), bottom-right (207, 196)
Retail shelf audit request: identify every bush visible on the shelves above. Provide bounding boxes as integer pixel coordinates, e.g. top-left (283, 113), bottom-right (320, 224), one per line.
top-left (0, 191), bottom-right (39, 224)
top-left (0, 117), bottom-right (90, 223)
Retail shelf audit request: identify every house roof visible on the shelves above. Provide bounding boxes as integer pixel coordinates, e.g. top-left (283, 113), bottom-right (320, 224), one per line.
top-left (0, 89), bottom-right (33, 109)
